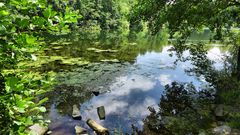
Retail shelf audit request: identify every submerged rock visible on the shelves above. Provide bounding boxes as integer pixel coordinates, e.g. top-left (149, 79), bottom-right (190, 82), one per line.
top-left (29, 124), bottom-right (48, 135)
top-left (97, 106), bottom-right (105, 120)
top-left (87, 119), bottom-right (109, 135)
top-left (213, 125), bottom-right (231, 135)
top-left (72, 104), bottom-right (82, 120)
top-left (75, 125), bottom-right (88, 135)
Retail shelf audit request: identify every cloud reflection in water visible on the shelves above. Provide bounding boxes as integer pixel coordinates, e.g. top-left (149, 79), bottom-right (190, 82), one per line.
top-left (47, 45), bottom-right (228, 134)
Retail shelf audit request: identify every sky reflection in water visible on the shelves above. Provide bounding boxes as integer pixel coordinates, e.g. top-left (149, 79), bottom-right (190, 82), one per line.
top-left (48, 45), bottom-right (227, 134)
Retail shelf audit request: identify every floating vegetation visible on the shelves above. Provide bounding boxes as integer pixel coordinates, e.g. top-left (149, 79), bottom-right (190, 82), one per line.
top-left (87, 47), bottom-right (118, 53)
top-left (57, 62), bottom-right (129, 90)
top-left (50, 42), bottom-right (72, 45)
top-left (100, 59), bottom-right (120, 63)
top-left (17, 55), bottom-right (89, 72)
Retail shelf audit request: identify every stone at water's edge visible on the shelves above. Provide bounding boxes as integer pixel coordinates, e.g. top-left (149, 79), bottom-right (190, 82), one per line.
top-left (72, 104), bottom-right (82, 120)
top-left (29, 124), bottom-right (48, 135)
top-left (214, 104), bottom-right (225, 117)
top-left (213, 125), bottom-right (231, 135)
top-left (97, 106), bottom-right (105, 120)
top-left (92, 91), bottom-right (100, 96)
top-left (75, 125), bottom-right (88, 135)
top-left (87, 119), bottom-right (109, 135)
top-left (47, 131), bottom-right (52, 134)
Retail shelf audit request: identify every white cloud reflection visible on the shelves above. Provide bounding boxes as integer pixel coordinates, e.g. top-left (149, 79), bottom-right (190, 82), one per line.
top-left (80, 74), bottom-right (158, 127)
top-left (109, 75), bottom-right (156, 96)
top-left (207, 47), bottom-right (222, 61)
top-left (158, 74), bottom-right (172, 86)
top-left (128, 96), bottom-right (158, 117)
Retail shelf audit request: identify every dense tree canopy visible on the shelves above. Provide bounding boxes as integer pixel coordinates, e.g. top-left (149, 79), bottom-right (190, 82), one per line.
top-left (1, 0), bottom-right (240, 134)
top-left (133, 0), bottom-right (240, 36)
top-left (132, 0), bottom-right (240, 77)
top-left (131, 1), bottom-right (240, 134)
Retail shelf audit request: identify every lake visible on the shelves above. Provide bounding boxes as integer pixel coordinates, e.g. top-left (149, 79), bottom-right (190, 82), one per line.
top-left (41, 32), bottom-right (228, 134)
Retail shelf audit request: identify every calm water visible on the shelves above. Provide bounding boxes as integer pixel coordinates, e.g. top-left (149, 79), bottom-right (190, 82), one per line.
top-left (43, 33), bottom-right (228, 134)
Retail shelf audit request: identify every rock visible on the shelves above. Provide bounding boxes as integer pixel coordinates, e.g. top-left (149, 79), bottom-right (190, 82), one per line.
top-left (217, 121), bottom-right (225, 126)
top-left (198, 131), bottom-right (207, 135)
top-left (92, 91), bottom-right (100, 96)
top-left (72, 104), bottom-right (82, 120)
top-left (213, 125), bottom-right (231, 135)
top-left (100, 59), bottom-right (120, 63)
top-left (75, 125), bottom-right (88, 135)
top-left (87, 119), bottom-right (109, 135)
top-left (29, 124), bottom-right (48, 135)
top-left (215, 104), bottom-right (225, 117)
top-left (231, 129), bottom-right (240, 135)
top-left (97, 106), bottom-right (105, 120)
top-left (47, 131), bottom-right (52, 134)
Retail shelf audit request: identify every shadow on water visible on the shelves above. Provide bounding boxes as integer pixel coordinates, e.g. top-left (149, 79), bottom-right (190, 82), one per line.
top-left (38, 31), bottom-right (240, 134)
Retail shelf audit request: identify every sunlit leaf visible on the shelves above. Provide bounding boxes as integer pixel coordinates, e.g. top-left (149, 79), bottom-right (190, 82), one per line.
top-left (38, 107), bottom-right (46, 112)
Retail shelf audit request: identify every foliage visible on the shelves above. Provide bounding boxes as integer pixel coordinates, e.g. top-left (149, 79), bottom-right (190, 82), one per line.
top-left (46, 0), bottom-right (135, 32)
top-left (142, 82), bottom-right (215, 135)
top-left (132, 0), bottom-right (240, 37)
top-left (133, 0), bottom-right (240, 74)
top-left (140, 43), bottom-right (240, 134)
top-left (0, 0), bottom-right (79, 134)
top-left (133, 1), bottom-right (240, 133)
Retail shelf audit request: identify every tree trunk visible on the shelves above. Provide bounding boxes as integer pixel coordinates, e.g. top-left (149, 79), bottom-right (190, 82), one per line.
top-left (0, 73), bottom-right (5, 94)
top-left (237, 46), bottom-right (240, 80)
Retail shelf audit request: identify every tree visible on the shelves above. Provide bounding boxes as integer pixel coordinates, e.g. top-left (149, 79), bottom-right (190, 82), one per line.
top-left (0, 0), bottom-right (79, 134)
top-left (75, 0), bottom-right (122, 30)
top-left (132, 0), bottom-right (240, 77)
top-left (132, 1), bottom-right (240, 133)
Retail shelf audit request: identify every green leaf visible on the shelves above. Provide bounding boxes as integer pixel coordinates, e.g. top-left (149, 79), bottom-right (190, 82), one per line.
top-left (43, 6), bottom-right (56, 19)
top-left (21, 19), bottom-right (29, 28)
top-left (39, 106), bottom-right (46, 112)
top-left (13, 120), bottom-right (23, 126)
top-left (0, 25), bottom-right (6, 33)
top-left (24, 116), bottom-right (33, 125)
top-left (6, 77), bottom-right (19, 90)
top-left (0, 10), bottom-right (9, 16)
top-left (33, 16), bottom-right (46, 27)
top-left (0, 2), bottom-right (4, 7)
top-left (26, 35), bottom-right (37, 44)
top-left (36, 98), bottom-right (48, 106)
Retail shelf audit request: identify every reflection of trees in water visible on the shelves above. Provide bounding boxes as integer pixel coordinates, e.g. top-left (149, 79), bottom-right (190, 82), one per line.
top-left (139, 44), bottom-right (240, 134)
top-left (45, 84), bottom-right (92, 115)
top-left (42, 31), bottom-right (168, 66)
top-left (140, 82), bottom-right (215, 135)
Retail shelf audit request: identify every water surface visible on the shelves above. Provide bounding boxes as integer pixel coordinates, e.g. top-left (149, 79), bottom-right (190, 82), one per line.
top-left (43, 34), bottom-right (228, 134)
